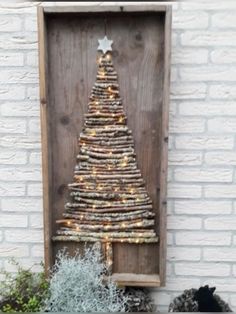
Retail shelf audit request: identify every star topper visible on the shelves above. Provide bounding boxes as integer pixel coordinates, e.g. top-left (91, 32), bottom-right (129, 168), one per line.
top-left (97, 36), bottom-right (113, 54)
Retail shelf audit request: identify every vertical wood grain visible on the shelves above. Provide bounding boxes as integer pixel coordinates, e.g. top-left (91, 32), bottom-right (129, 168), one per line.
top-left (39, 6), bottom-right (171, 286)
top-left (37, 6), bottom-right (53, 274)
top-left (159, 6), bottom-right (172, 286)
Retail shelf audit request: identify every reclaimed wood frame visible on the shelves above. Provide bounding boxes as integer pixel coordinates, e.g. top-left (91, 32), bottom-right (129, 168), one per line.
top-left (38, 3), bottom-right (171, 287)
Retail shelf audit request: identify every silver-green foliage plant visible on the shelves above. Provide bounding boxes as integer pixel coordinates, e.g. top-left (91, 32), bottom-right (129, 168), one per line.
top-left (44, 244), bottom-right (127, 312)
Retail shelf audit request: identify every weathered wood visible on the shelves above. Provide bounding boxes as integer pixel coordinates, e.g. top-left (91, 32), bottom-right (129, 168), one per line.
top-left (110, 273), bottom-right (161, 287)
top-left (37, 6), bottom-right (52, 276)
top-left (42, 4), bottom-right (168, 13)
top-left (38, 3), bottom-right (171, 287)
top-left (158, 5), bottom-right (172, 287)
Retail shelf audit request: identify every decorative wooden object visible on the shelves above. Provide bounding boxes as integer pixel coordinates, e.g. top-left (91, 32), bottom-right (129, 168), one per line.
top-left (38, 3), bottom-right (172, 287)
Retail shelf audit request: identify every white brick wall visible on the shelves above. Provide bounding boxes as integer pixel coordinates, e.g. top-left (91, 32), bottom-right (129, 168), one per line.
top-left (1, 0), bottom-right (236, 311)
top-left (0, 1), bottom-right (44, 270)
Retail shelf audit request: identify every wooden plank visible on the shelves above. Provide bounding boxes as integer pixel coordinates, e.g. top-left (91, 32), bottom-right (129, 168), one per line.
top-left (38, 4), bottom-right (171, 286)
top-left (111, 273), bottom-right (160, 287)
top-left (37, 6), bottom-right (53, 274)
top-left (42, 4), bottom-right (168, 14)
top-left (159, 6), bottom-right (172, 286)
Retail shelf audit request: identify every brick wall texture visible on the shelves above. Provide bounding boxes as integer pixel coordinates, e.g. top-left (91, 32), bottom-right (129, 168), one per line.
top-left (0, 0), bottom-right (236, 311)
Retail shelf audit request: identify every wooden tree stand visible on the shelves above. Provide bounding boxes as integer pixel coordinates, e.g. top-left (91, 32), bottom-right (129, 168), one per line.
top-left (38, 3), bottom-right (171, 287)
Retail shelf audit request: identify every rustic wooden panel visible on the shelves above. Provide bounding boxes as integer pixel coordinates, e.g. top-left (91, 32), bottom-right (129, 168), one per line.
top-left (39, 5), bottom-right (171, 286)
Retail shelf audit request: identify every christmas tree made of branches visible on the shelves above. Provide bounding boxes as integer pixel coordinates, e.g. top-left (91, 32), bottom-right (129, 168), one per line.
top-left (54, 38), bottom-right (158, 260)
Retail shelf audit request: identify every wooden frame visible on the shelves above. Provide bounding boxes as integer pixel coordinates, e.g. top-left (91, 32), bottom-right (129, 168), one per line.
top-left (38, 3), bottom-right (171, 287)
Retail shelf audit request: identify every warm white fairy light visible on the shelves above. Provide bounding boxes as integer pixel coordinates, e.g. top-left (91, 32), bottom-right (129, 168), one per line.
top-left (56, 44), bottom-right (159, 254)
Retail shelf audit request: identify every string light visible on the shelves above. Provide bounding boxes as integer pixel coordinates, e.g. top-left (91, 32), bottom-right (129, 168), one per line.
top-left (56, 46), bottom-right (159, 255)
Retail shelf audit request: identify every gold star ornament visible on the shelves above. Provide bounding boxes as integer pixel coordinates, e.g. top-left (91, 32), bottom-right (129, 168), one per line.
top-left (97, 36), bottom-right (113, 54)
